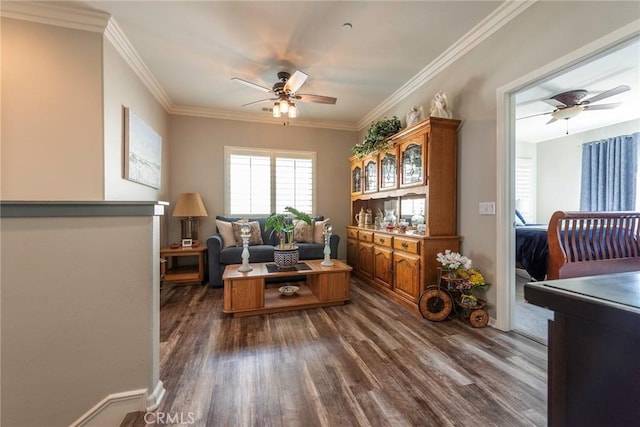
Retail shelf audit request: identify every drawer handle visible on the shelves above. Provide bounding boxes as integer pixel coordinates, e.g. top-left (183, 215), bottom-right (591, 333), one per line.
top-left (379, 238), bottom-right (385, 243)
top-left (401, 242), bottom-right (409, 249)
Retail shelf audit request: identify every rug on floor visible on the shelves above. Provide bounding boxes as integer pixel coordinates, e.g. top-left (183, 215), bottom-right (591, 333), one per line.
top-left (514, 274), bottom-right (553, 344)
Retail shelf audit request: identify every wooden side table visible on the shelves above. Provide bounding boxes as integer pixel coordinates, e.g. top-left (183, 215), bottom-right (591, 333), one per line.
top-left (160, 244), bottom-right (207, 285)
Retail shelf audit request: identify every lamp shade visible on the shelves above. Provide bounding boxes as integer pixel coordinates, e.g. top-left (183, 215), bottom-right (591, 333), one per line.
top-left (172, 193), bottom-right (208, 217)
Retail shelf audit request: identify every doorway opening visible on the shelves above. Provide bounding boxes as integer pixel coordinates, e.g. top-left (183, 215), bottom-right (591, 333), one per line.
top-left (495, 27), bottom-right (640, 336)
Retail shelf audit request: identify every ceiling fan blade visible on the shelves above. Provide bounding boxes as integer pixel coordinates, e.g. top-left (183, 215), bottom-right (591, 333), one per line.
top-left (516, 111), bottom-right (553, 120)
top-left (283, 70), bottom-right (308, 94)
top-left (541, 98), bottom-right (567, 108)
top-left (583, 102), bottom-right (622, 111)
top-left (241, 98), bottom-right (276, 107)
top-left (295, 94), bottom-right (337, 105)
top-left (546, 117), bottom-right (558, 125)
top-left (581, 85), bottom-right (630, 104)
top-left (231, 77), bottom-right (272, 93)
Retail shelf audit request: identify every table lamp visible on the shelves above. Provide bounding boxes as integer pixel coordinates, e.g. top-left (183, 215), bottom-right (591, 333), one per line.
top-left (172, 192), bottom-right (208, 242)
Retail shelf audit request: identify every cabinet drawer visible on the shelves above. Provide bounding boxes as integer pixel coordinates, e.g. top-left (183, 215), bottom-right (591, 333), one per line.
top-left (346, 228), bottom-right (359, 239)
top-left (394, 237), bottom-right (420, 254)
top-left (359, 231), bottom-right (374, 242)
top-left (373, 233), bottom-right (393, 248)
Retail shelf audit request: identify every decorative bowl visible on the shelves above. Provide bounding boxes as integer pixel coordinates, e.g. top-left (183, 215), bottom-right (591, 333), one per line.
top-left (278, 285), bottom-right (299, 296)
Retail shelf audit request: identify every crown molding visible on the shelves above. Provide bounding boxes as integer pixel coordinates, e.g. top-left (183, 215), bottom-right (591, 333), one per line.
top-left (104, 18), bottom-right (173, 111)
top-left (169, 105), bottom-right (359, 131)
top-left (0, 1), bottom-right (110, 32)
top-left (357, 0), bottom-right (538, 130)
top-left (3, 1), bottom-right (533, 133)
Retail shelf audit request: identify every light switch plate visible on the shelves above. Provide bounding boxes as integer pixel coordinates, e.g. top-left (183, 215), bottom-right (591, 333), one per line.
top-left (479, 202), bottom-right (496, 215)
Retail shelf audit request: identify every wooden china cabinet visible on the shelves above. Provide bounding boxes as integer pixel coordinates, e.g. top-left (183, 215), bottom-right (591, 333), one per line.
top-left (347, 116), bottom-right (461, 315)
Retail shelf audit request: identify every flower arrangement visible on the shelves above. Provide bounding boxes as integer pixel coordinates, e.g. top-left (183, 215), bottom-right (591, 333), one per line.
top-left (456, 268), bottom-right (489, 294)
top-left (352, 116), bottom-right (402, 159)
top-left (436, 250), bottom-right (490, 305)
top-left (436, 250), bottom-right (471, 273)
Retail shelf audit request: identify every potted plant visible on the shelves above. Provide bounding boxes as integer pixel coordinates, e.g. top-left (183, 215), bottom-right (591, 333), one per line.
top-left (266, 206), bottom-right (313, 268)
top-left (352, 116), bottom-right (402, 159)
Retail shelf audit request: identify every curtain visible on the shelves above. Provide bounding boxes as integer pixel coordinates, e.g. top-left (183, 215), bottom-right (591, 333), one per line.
top-left (580, 132), bottom-right (639, 211)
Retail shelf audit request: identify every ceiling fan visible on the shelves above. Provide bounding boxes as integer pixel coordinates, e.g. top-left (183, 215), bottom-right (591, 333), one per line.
top-left (518, 84), bottom-right (631, 124)
top-left (231, 70), bottom-right (337, 119)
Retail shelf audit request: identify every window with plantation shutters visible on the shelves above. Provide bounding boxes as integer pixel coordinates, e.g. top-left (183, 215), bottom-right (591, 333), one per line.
top-left (225, 147), bottom-right (316, 216)
top-left (515, 157), bottom-right (534, 223)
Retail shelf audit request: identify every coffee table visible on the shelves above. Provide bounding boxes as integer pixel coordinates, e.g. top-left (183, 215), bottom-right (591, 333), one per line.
top-left (222, 259), bottom-right (352, 317)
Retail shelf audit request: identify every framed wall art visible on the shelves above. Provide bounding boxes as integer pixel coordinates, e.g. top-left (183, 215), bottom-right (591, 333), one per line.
top-left (124, 107), bottom-right (162, 189)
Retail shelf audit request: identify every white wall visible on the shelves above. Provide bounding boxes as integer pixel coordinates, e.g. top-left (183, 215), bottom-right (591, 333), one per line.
top-left (168, 115), bottom-right (357, 259)
top-left (536, 118), bottom-right (640, 222)
top-left (103, 34), bottom-right (170, 204)
top-left (1, 213), bottom-right (159, 426)
top-left (1, 18), bottom-right (104, 200)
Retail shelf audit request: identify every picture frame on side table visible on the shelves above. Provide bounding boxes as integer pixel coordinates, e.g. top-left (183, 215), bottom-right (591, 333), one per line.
top-left (181, 239), bottom-right (193, 248)
top-left (124, 106), bottom-right (162, 189)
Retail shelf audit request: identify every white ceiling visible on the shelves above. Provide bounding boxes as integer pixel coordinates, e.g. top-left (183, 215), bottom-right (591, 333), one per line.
top-left (73, 0), bottom-right (504, 129)
top-left (515, 38), bottom-right (640, 144)
top-left (38, 1), bottom-right (638, 135)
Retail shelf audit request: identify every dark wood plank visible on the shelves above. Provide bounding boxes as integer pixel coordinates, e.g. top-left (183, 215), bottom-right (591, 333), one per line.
top-left (125, 279), bottom-right (546, 426)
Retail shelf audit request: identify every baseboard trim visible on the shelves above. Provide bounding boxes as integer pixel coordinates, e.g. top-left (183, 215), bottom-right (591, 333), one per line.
top-left (70, 380), bottom-right (165, 427)
top-left (146, 380), bottom-right (166, 411)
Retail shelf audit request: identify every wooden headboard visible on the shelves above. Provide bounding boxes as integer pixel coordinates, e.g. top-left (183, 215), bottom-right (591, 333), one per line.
top-left (547, 211), bottom-right (640, 280)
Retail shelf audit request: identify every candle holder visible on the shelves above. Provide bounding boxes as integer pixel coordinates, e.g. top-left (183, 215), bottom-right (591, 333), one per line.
top-left (238, 223), bottom-right (253, 272)
top-left (321, 223), bottom-right (334, 267)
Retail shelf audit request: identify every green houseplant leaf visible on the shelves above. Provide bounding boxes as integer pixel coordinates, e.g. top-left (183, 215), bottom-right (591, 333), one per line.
top-left (352, 116), bottom-right (402, 159)
top-left (265, 206), bottom-right (312, 248)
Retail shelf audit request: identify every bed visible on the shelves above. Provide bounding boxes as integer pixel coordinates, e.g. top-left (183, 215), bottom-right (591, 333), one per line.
top-left (547, 210), bottom-right (640, 279)
top-left (516, 210), bottom-right (640, 281)
top-left (515, 224), bottom-right (549, 281)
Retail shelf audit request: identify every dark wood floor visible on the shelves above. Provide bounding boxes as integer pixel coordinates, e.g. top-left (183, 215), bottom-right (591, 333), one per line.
top-left (125, 279), bottom-right (547, 426)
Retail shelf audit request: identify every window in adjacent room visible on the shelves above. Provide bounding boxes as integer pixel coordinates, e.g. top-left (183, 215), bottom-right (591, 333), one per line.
top-left (224, 147), bottom-right (316, 216)
top-left (515, 157), bottom-right (534, 223)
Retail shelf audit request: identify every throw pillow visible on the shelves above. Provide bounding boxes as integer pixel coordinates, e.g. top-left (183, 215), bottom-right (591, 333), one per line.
top-left (293, 219), bottom-right (315, 243)
top-left (232, 220), bottom-right (263, 246)
top-left (313, 218), bottom-right (331, 244)
top-left (216, 220), bottom-right (236, 248)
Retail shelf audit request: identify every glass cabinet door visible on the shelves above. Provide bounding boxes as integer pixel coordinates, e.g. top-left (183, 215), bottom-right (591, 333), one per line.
top-left (400, 140), bottom-right (424, 187)
top-left (351, 161), bottom-right (362, 194)
top-left (379, 149), bottom-right (397, 190)
top-left (364, 157), bottom-right (378, 193)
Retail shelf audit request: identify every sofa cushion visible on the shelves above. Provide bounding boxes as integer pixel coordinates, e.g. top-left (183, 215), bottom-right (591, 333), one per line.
top-left (217, 216), bottom-right (272, 245)
top-left (219, 245), bottom-right (275, 264)
top-left (231, 220), bottom-right (263, 246)
top-left (293, 219), bottom-right (315, 243)
top-left (313, 218), bottom-right (331, 243)
top-left (216, 219), bottom-right (236, 248)
top-left (296, 243), bottom-right (325, 259)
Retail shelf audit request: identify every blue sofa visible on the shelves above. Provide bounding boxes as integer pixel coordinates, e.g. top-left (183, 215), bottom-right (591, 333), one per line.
top-left (206, 215), bottom-right (340, 287)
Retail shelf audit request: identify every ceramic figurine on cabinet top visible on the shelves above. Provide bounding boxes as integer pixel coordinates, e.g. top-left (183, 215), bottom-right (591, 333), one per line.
top-left (406, 106), bottom-right (424, 127)
top-left (430, 91), bottom-right (452, 119)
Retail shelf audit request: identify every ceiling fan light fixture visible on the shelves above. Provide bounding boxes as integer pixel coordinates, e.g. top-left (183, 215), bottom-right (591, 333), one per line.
top-left (552, 105), bottom-right (584, 120)
top-left (280, 99), bottom-right (289, 114)
top-left (288, 102), bottom-right (297, 118)
top-left (272, 103), bottom-right (281, 118)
